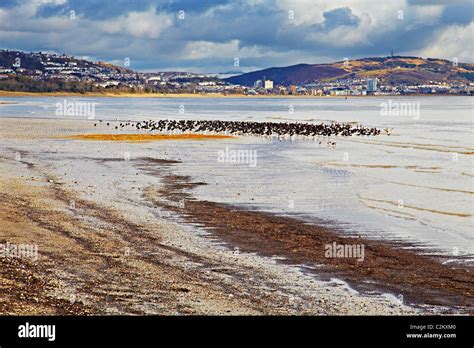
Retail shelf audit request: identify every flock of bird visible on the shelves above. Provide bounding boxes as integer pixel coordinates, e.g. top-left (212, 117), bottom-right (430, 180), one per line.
top-left (95, 119), bottom-right (381, 142)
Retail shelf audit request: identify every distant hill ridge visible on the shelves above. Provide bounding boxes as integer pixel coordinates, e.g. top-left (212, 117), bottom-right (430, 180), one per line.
top-left (1, 50), bottom-right (473, 86)
top-left (0, 49), bottom-right (132, 74)
top-left (225, 56), bottom-right (474, 86)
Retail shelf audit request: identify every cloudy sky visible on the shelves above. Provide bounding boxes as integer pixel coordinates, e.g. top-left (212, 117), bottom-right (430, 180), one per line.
top-left (1, 0), bottom-right (473, 73)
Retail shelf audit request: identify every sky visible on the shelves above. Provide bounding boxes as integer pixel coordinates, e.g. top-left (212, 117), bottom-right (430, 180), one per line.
top-left (0, 0), bottom-right (473, 73)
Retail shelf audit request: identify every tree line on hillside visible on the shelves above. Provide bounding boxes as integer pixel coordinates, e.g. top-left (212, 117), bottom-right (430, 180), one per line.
top-left (0, 76), bottom-right (160, 94)
top-left (0, 76), bottom-right (249, 94)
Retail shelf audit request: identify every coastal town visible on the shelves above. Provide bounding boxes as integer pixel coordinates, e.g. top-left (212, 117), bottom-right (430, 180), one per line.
top-left (0, 49), bottom-right (473, 96)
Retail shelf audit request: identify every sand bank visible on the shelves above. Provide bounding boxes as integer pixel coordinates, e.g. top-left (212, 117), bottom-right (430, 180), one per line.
top-left (61, 133), bottom-right (235, 142)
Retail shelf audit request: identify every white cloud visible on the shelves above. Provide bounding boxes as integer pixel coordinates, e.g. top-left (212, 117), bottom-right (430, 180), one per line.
top-left (183, 40), bottom-right (240, 59)
top-left (418, 22), bottom-right (474, 62)
top-left (98, 8), bottom-right (173, 39)
top-left (306, 13), bottom-right (373, 47)
top-left (0, 2), bottom-right (76, 33)
top-left (182, 39), bottom-right (293, 62)
top-left (414, 5), bottom-right (444, 25)
top-left (278, 0), bottom-right (406, 28)
top-left (35, 0), bottom-right (67, 4)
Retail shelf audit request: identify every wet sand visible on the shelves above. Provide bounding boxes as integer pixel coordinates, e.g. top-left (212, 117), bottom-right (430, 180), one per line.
top-left (0, 159), bottom-right (266, 315)
top-left (147, 166), bottom-right (473, 311)
top-left (0, 117), bottom-right (471, 315)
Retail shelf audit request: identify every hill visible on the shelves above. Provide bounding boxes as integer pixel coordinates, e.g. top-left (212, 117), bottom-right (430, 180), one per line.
top-left (225, 56), bottom-right (474, 86)
top-left (0, 50), bottom-right (132, 75)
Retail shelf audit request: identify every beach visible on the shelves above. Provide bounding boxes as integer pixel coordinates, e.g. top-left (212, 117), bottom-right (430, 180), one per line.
top-left (0, 90), bottom-right (456, 99)
top-left (0, 117), bottom-right (424, 315)
top-left (0, 96), bottom-right (472, 315)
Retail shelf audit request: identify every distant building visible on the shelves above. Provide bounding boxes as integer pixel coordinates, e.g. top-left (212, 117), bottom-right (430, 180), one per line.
top-left (330, 87), bottom-right (349, 96)
top-left (367, 78), bottom-right (378, 92)
top-left (254, 79), bottom-right (263, 88)
top-left (264, 79), bottom-right (273, 89)
top-left (146, 76), bottom-right (163, 85)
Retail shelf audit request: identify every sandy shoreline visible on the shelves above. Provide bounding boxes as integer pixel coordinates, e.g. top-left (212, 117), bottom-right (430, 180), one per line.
top-left (60, 133), bottom-right (235, 142)
top-left (0, 117), bottom-right (471, 315)
top-left (0, 90), bottom-right (453, 98)
top-left (151, 168), bottom-right (473, 311)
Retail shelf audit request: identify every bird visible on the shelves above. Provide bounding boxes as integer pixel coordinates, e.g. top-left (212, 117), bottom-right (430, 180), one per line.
top-left (115, 119), bottom-right (380, 140)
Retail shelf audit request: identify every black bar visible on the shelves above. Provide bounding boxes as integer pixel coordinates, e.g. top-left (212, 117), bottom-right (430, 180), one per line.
top-left (0, 316), bottom-right (471, 346)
